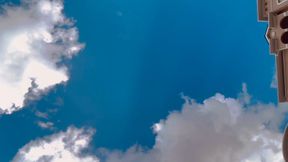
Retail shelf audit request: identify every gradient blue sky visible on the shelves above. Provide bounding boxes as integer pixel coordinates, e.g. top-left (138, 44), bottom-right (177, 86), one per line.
top-left (0, 0), bottom-right (276, 161)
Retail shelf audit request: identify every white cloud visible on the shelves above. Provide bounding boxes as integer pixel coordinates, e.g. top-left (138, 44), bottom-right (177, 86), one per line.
top-left (103, 85), bottom-right (286, 162)
top-left (35, 111), bottom-right (49, 119)
top-left (271, 72), bottom-right (278, 89)
top-left (37, 121), bottom-right (54, 130)
top-left (0, 0), bottom-right (84, 114)
top-left (14, 85), bottom-right (287, 162)
top-left (13, 126), bottom-right (99, 162)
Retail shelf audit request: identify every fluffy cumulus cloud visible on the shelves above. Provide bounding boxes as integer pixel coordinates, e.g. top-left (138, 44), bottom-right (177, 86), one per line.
top-left (0, 0), bottom-right (83, 114)
top-left (104, 93), bottom-right (285, 162)
top-left (13, 85), bottom-right (288, 162)
top-left (13, 126), bottom-right (99, 162)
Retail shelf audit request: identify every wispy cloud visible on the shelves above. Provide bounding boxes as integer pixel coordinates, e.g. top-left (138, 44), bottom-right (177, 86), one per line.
top-left (35, 111), bottom-right (49, 119)
top-left (271, 71), bottom-right (278, 89)
top-left (0, 0), bottom-right (83, 114)
top-left (37, 121), bottom-right (55, 130)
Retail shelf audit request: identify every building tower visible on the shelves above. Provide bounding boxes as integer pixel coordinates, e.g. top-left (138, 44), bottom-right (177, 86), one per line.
top-left (258, 0), bottom-right (288, 161)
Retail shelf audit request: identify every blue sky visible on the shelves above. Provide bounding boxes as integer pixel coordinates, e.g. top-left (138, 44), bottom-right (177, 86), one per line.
top-left (64, 0), bottom-right (276, 147)
top-left (0, 0), bottom-right (284, 161)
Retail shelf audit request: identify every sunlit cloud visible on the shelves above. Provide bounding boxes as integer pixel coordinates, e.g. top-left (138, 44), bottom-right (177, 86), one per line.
top-left (0, 0), bottom-right (84, 114)
top-left (13, 126), bottom-right (99, 162)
